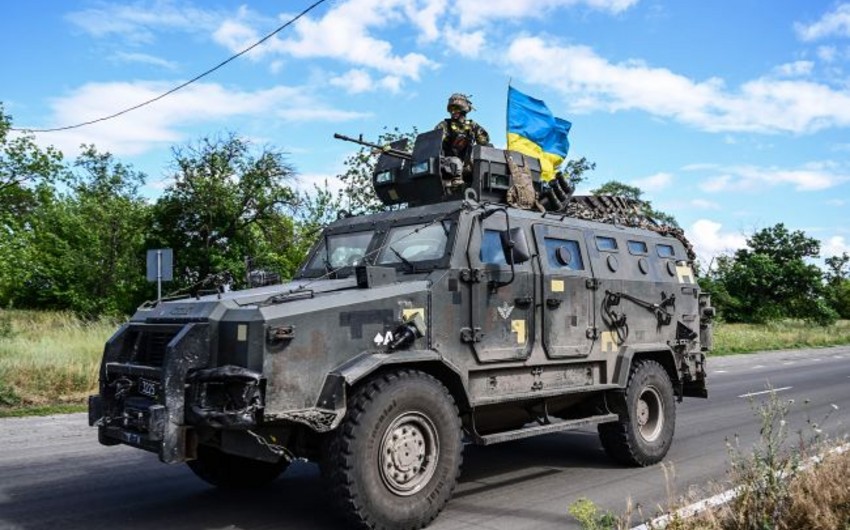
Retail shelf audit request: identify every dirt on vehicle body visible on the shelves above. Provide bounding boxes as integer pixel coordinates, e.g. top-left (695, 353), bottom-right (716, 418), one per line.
top-left (90, 128), bottom-right (711, 529)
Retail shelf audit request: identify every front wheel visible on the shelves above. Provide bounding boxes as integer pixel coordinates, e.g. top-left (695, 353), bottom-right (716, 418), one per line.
top-left (598, 360), bottom-right (676, 466)
top-left (187, 444), bottom-right (289, 489)
top-left (322, 369), bottom-right (463, 529)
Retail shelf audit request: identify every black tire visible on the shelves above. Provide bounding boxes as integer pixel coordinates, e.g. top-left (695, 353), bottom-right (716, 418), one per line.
top-left (187, 443), bottom-right (289, 489)
top-left (598, 360), bottom-right (676, 466)
top-left (322, 369), bottom-right (463, 530)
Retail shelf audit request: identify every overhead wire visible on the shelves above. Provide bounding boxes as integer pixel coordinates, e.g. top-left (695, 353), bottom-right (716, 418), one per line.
top-left (12, 0), bottom-right (328, 134)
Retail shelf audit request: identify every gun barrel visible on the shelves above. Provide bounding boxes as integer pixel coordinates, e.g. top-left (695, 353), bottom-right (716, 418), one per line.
top-left (333, 132), bottom-right (412, 160)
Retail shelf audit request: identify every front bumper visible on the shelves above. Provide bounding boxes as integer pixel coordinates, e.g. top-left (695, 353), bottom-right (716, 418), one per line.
top-left (90, 321), bottom-right (215, 463)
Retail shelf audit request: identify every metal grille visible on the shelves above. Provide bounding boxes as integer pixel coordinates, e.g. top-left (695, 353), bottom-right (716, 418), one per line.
top-left (136, 331), bottom-right (178, 366)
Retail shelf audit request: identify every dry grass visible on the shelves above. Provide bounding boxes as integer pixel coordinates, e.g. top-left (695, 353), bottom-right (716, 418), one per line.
top-left (711, 319), bottom-right (850, 356)
top-left (0, 309), bottom-right (119, 409)
top-left (662, 448), bottom-right (850, 530)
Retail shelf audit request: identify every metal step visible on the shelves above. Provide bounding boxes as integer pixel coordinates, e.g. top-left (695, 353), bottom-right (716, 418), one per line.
top-left (471, 413), bottom-right (619, 446)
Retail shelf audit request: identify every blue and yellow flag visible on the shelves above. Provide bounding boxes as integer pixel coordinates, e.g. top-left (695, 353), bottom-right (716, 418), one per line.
top-left (506, 86), bottom-right (571, 181)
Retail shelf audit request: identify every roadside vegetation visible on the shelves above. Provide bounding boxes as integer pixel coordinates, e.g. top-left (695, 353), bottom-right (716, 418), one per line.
top-left (569, 391), bottom-right (849, 530)
top-left (2, 308), bottom-right (849, 417)
top-left (0, 310), bottom-right (117, 416)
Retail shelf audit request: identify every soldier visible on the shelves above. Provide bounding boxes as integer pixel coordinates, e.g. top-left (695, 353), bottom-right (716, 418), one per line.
top-left (435, 93), bottom-right (491, 160)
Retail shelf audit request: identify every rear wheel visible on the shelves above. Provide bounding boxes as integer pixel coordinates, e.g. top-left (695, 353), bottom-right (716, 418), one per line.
top-left (598, 360), bottom-right (676, 466)
top-left (187, 444), bottom-right (289, 489)
top-left (322, 369), bottom-right (463, 529)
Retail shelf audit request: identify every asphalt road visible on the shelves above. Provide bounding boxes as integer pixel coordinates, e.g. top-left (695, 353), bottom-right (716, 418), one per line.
top-left (1, 346), bottom-right (848, 530)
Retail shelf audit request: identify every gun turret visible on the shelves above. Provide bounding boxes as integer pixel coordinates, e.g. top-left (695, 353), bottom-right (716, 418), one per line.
top-left (333, 133), bottom-right (412, 160)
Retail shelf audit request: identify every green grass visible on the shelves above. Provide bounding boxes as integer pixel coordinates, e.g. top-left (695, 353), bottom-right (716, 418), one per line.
top-left (1, 309), bottom-right (849, 417)
top-left (710, 319), bottom-right (850, 356)
top-left (0, 309), bottom-right (118, 411)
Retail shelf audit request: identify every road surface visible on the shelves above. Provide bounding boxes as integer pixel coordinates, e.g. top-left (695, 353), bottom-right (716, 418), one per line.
top-left (1, 346), bottom-right (848, 530)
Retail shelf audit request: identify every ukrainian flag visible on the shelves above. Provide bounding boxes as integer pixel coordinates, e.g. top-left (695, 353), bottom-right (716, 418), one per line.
top-left (506, 86), bottom-right (571, 181)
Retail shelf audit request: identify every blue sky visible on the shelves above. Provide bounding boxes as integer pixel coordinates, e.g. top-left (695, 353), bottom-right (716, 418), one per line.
top-left (2, 0), bottom-right (850, 266)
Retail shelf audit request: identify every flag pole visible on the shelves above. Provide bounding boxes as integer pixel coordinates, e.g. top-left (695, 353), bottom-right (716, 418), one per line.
top-left (506, 78), bottom-right (512, 150)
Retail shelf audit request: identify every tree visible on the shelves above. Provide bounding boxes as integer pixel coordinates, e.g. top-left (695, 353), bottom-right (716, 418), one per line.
top-left (590, 180), bottom-right (678, 227)
top-left (824, 252), bottom-right (850, 319)
top-left (706, 224), bottom-right (836, 325)
top-left (9, 146), bottom-right (152, 315)
top-left (149, 134), bottom-right (299, 290)
top-left (0, 105), bottom-right (66, 307)
top-left (0, 104), bottom-right (64, 217)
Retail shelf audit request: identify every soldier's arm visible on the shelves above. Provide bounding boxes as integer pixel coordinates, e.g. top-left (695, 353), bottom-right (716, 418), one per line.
top-left (476, 124), bottom-right (492, 147)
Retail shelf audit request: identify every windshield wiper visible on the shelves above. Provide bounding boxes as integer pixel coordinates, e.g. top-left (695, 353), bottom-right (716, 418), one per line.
top-left (389, 246), bottom-right (416, 273)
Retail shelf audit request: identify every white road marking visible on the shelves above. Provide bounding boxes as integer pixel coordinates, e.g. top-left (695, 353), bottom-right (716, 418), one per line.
top-left (752, 365), bottom-right (765, 369)
top-left (713, 370), bottom-right (727, 374)
top-left (737, 386), bottom-right (792, 399)
top-left (782, 361), bottom-right (794, 365)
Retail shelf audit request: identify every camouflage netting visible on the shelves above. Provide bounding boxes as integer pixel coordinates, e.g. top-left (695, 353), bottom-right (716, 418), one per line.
top-left (563, 195), bottom-right (697, 263)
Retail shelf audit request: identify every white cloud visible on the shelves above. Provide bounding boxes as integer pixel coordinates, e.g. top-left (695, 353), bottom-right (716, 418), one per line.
top-left (795, 3), bottom-right (850, 42)
top-left (110, 52), bottom-right (179, 70)
top-left (456, 0), bottom-right (639, 27)
top-left (817, 45), bottom-right (838, 62)
top-left (772, 60), bottom-right (814, 77)
top-left (212, 0), bottom-right (436, 82)
top-left (690, 198), bottom-right (721, 210)
top-left (688, 219), bottom-right (748, 263)
top-left (823, 235), bottom-right (850, 257)
top-left (294, 173), bottom-right (346, 195)
top-left (632, 171), bottom-right (672, 191)
top-left (66, 0), bottom-right (222, 44)
top-left (442, 27), bottom-right (487, 58)
top-left (505, 37), bottom-right (850, 135)
top-left (329, 69), bottom-right (403, 94)
top-left (405, 0), bottom-right (447, 43)
top-left (36, 81), bottom-right (368, 157)
top-left (826, 198), bottom-right (846, 206)
top-left (694, 163), bottom-right (849, 193)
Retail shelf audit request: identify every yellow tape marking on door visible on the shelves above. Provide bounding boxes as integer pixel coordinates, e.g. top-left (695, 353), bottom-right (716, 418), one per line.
top-left (511, 320), bottom-right (526, 344)
top-left (600, 331), bottom-right (617, 353)
top-left (676, 264), bottom-right (694, 284)
top-left (551, 279), bottom-right (565, 293)
top-left (402, 308), bottom-right (424, 321)
top-left (237, 324), bottom-right (248, 342)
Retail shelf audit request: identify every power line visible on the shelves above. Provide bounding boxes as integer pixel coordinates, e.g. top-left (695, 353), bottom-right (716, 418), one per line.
top-left (12, 0), bottom-right (328, 134)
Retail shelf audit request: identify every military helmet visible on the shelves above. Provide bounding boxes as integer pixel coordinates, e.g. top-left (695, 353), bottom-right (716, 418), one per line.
top-left (447, 93), bottom-right (472, 114)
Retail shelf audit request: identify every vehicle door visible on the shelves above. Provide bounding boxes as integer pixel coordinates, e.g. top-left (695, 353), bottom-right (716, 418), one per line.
top-left (532, 223), bottom-right (595, 357)
top-left (466, 217), bottom-right (534, 363)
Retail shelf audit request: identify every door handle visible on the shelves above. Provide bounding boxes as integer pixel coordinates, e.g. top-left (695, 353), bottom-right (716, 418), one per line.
top-left (514, 297), bottom-right (533, 308)
top-left (546, 298), bottom-right (562, 309)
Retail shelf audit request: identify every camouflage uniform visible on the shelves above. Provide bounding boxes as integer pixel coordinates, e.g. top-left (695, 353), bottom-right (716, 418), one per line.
top-left (435, 117), bottom-right (491, 161)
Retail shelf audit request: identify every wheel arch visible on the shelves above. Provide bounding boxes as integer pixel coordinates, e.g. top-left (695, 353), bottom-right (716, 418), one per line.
top-left (317, 350), bottom-right (471, 415)
top-left (613, 346), bottom-right (680, 395)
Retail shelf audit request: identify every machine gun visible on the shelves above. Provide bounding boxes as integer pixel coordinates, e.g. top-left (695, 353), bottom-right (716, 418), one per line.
top-left (333, 133), bottom-right (412, 160)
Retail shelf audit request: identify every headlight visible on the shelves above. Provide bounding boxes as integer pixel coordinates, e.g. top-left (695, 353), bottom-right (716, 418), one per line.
top-left (375, 171), bottom-right (393, 184)
top-left (411, 161), bottom-right (430, 175)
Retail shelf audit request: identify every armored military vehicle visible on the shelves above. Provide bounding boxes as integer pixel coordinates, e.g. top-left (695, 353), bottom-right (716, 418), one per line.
top-left (89, 128), bottom-right (711, 529)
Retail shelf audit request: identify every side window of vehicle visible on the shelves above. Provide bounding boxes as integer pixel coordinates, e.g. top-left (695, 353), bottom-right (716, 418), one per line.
top-left (481, 229), bottom-right (507, 265)
top-left (596, 236), bottom-right (618, 251)
top-left (544, 237), bottom-right (584, 270)
top-left (627, 240), bottom-right (648, 255)
top-left (656, 244), bottom-right (675, 258)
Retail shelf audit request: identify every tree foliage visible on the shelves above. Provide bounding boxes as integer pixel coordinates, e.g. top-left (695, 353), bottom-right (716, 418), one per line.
top-left (824, 252), bottom-right (850, 318)
top-left (5, 147), bottom-right (152, 315)
top-left (148, 134), bottom-right (300, 291)
top-left (702, 223), bottom-right (836, 325)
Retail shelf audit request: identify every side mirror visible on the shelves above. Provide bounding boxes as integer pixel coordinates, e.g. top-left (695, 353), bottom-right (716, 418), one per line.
top-left (500, 227), bottom-right (531, 265)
